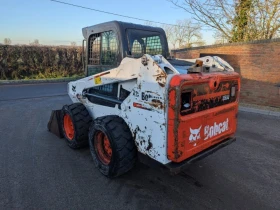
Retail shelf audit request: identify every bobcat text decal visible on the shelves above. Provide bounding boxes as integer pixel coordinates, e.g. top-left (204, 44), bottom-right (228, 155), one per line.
top-left (204, 118), bottom-right (229, 140)
top-left (189, 118), bottom-right (229, 142)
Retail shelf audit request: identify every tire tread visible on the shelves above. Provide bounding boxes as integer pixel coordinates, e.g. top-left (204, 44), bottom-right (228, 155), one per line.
top-left (89, 115), bottom-right (137, 177)
top-left (62, 103), bottom-right (92, 149)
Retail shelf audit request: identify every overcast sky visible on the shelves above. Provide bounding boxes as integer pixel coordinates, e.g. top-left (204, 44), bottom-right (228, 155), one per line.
top-left (0, 0), bottom-right (215, 46)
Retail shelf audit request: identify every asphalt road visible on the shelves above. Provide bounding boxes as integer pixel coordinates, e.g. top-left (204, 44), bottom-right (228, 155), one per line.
top-left (0, 83), bottom-right (280, 210)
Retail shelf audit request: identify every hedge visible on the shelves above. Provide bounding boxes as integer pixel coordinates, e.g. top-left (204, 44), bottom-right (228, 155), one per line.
top-left (0, 45), bottom-right (84, 80)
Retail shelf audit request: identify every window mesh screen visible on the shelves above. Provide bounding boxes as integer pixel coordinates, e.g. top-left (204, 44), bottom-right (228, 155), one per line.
top-left (88, 33), bottom-right (101, 65)
top-left (101, 31), bottom-right (118, 65)
top-left (146, 36), bottom-right (162, 55)
top-left (88, 31), bottom-right (118, 67)
top-left (127, 29), bottom-right (165, 57)
top-left (94, 84), bottom-right (113, 93)
top-left (131, 40), bottom-right (142, 57)
top-left (89, 83), bottom-right (118, 97)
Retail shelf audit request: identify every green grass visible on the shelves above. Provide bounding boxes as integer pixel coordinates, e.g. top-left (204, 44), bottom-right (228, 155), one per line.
top-left (0, 71), bottom-right (85, 80)
top-left (22, 73), bottom-right (84, 80)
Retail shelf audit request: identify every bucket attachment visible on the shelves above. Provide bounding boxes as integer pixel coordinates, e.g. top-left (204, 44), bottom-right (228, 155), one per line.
top-left (47, 110), bottom-right (64, 138)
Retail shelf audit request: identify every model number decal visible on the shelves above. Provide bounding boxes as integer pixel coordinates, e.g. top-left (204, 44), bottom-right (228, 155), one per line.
top-left (133, 90), bottom-right (139, 97)
top-left (141, 92), bottom-right (162, 101)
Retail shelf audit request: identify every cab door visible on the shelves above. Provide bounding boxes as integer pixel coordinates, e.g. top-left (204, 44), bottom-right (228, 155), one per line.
top-left (86, 30), bottom-right (119, 76)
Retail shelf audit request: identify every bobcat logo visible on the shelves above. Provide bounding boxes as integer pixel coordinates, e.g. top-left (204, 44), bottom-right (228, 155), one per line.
top-left (189, 126), bottom-right (202, 142)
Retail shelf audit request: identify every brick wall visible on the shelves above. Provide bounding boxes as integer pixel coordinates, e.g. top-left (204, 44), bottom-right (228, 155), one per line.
top-left (172, 39), bottom-right (280, 108)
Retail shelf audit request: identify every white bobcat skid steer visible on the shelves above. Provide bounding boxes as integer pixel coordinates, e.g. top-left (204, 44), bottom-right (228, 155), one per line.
top-left (48, 21), bottom-right (240, 178)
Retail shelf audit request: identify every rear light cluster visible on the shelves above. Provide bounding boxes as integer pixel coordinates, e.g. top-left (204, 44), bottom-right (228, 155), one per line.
top-left (231, 84), bottom-right (238, 97)
top-left (180, 91), bottom-right (192, 112)
top-left (179, 82), bottom-right (239, 115)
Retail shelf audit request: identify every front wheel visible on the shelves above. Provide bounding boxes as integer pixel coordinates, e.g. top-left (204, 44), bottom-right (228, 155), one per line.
top-left (88, 116), bottom-right (137, 178)
top-left (61, 103), bottom-right (92, 149)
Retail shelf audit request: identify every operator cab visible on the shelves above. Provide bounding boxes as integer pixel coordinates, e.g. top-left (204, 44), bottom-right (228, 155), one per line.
top-left (82, 21), bottom-right (169, 76)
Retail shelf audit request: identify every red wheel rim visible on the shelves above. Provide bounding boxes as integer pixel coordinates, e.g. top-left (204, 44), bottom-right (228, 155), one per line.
top-left (95, 131), bottom-right (112, 165)
top-left (63, 113), bottom-right (74, 140)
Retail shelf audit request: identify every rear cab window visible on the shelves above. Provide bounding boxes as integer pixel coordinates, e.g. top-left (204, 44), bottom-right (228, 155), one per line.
top-left (126, 29), bottom-right (165, 58)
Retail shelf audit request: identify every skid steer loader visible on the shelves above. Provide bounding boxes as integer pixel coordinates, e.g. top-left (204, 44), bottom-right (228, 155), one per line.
top-left (48, 21), bottom-right (240, 178)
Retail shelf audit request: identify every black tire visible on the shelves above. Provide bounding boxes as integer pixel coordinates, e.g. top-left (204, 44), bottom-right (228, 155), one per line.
top-left (89, 115), bottom-right (137, 178)
top-left (61, 103), bottom-right (92, 149)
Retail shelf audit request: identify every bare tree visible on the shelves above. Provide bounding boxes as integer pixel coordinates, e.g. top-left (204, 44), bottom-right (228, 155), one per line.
top-left (70, 42), bottom-right (77, 46)
top-left (34, 39), bottom-right (39, 46)
top-left (145, 19), bottom-right (204, 49)
top-left (4, 38), bottom-right (12, 45)
top-left (247, 0), bottom-right (280, 40)
top-left (192, 38), bottom-right (206, 47)
top-left (160, 24), bottom-right (177, 50)
top-left (168, 0), bottom-right (235, 40)
top-left (174, 19), bottom-right (204, 48)
top-left (168, 0), bottom-right (280, 42)
top-left (214, 31), bottom-right (229, 44)
top-left (30, 39), bottom-right (40, 46)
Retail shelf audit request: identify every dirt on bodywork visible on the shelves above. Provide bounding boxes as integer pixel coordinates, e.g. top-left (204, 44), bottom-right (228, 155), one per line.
top-left (167, 72), bottom-right (240, 162)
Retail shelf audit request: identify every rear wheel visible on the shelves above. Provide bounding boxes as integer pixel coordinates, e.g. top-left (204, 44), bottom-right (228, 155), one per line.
top-left (89, 116), bottom-right (137, 178)
top-left (61, 103), bottom-right (92, 149)
top-left (94, 131), bottom-right (112, 165)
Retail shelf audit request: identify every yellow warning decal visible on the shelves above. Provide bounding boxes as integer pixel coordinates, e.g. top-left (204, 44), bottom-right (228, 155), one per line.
top-left (94, 76), bottom-right (102, 85)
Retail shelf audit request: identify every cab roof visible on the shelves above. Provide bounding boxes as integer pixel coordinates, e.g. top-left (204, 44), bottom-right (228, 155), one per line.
top-left (82, 20), bottom-right (166, 39)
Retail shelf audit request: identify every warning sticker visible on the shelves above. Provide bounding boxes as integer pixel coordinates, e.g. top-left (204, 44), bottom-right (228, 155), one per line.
top-left (94, 76), bottom-right (102, 85)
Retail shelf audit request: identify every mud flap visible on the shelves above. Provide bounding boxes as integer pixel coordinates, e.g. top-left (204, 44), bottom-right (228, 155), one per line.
top-left (47, 110), bottom-right (64, 138)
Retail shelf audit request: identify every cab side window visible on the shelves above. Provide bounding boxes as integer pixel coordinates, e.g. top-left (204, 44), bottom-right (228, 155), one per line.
top-left (101, 31), bottom-right (118, 65)
top-left (88, 31), bottom-right (119, 75)
top-left (88, 33), bottom-right (101, 65)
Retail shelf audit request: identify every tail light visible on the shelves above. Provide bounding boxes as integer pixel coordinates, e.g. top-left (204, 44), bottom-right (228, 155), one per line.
top-left (231, 85), bottom-right (238, 97)
top-left (181, 91), bottom-right (192, 113)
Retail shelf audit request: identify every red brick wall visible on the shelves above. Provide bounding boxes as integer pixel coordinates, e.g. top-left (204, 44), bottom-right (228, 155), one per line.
top-left (172, 39), bottom-right (280, 108)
